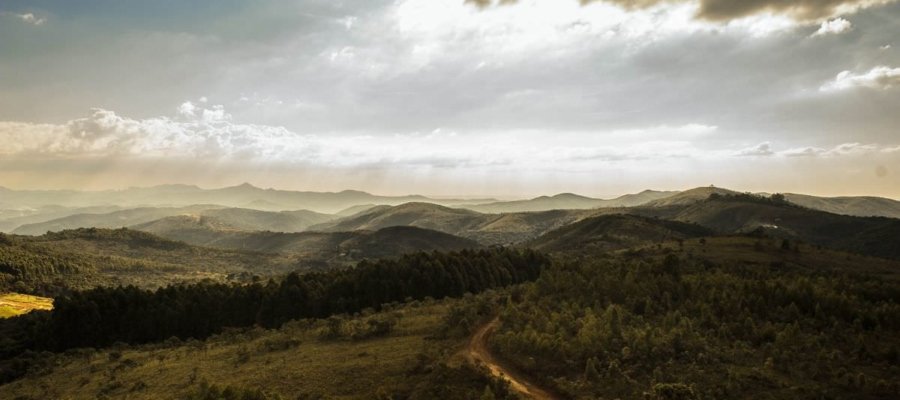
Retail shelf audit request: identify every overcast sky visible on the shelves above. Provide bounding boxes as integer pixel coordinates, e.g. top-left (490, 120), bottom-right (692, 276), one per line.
top-left (1, 0), bottom-right (898, 198)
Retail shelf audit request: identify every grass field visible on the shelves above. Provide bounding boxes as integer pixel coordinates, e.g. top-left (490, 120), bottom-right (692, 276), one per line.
top-left (0, 293), bottom-right (53, 318)
top-left (0, 299), bottom-right (479, 399)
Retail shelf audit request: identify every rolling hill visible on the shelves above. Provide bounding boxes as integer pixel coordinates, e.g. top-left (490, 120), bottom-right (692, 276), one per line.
top-left (642, 186), bottom-right (739, 207)
top-left (12, 206), bottom-right (336, 236)
top-left (311, 202), bottom-right (616, 245)
top-left (0, 229), bottom-right (297, 295)
top-left (0, 205), bottom-right (126, 233)
top-left (316, 202), bottom-right (486, 233)
top-left (133, 213), bottom-right (479, 262)
top-left (783, 193), bottom-right (900, 218)
top-left (527, 214), bottom-right (713, 254)
top-left (11, 205), bottom-right (225, 235)
top-left (463, 190), bottom-right (677, 213)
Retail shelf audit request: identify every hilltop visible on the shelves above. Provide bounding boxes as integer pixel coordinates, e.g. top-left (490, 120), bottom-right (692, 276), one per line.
top-left (464, 190), bottom-right (677, 213)
top-left (527, 214), bottom-right (712, 254)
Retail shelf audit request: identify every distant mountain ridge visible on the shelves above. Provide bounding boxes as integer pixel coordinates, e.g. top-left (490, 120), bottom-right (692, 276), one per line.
top-left (0, 183), bottom-right (496, 214)
top-left (11, 205), bottom-right (227, 235)
top-left (462, 190), bottom-right (677, 213)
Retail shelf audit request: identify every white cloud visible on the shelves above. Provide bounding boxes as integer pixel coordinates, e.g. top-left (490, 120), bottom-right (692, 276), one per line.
top-left (0, 103), bottom-right (730, 171)
top-left (811, 18), bottom-right (852, 36)
top-left (735, 142), bottom-right (774, 157)
top-left (177, 101), bottom-right (198, 118)
top-left (820, 66), bottom-right (900, 91)
top-left (780, 142), bottom-right (880, 157)
top-left (1, 12), bottom-right (46, 26)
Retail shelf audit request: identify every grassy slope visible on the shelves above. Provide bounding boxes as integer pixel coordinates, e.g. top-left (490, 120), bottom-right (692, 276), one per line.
top-left (0, 300), bottom-right (487, 399)
top-left (0, 293), bottom-right (53, 319)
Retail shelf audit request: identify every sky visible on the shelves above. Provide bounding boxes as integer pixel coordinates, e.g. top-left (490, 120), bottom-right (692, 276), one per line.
top-left (0, 0), bottom-right (898, 198)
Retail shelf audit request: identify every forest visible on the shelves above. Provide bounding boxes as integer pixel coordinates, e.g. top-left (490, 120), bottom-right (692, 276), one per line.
top-left (489, 241), bottom-right (900, 399)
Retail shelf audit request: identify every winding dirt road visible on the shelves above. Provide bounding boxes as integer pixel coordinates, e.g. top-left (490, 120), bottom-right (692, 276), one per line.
top-left (465, 317), bottom-right (560, 400)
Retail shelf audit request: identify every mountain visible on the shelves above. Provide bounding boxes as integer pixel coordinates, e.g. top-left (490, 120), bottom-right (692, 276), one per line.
top-left (783, 193), bottom-right (900, 218)
top-left (0, 184), bottom-right (498, 214)
top-left (527, 214), bottom-right (713, 254)
top-left (11, 205), bottom-right (225, 235)
top-left (463, 190), bottom-right (677, 213)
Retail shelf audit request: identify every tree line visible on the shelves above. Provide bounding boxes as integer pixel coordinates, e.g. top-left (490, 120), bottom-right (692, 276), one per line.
top-left (1, 248), bottom-right (547, 363)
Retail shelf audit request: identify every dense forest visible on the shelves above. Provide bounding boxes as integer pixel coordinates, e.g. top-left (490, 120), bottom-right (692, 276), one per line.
top-left (0, 248), bottom-right (548, 383)
top-left (489, 243), bottom-right (900, 399)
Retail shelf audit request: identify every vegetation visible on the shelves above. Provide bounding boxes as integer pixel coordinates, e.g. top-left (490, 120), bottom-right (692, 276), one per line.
top-left (0, 248), bottom-right (547, 384)
top-left (3, 187), bottom-right (900, 399)
top-left (489, 237), bottom-right (900, 399)
top-left (0, 293), bottom-right (53, 319)
top-left (0, 297), bottom-right (516, 399)
top-left (0, 228), bottom-right (300, 295)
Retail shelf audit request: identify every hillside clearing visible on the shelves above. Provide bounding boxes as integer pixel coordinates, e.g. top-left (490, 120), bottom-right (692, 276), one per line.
top-left (0, 293), bottom-right (53, 318)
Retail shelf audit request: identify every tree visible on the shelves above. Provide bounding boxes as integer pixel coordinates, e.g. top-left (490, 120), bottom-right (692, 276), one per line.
top-left (648, 383), bottom-right (697, 400)
top-left (480, 385), bottom-right (496, 400)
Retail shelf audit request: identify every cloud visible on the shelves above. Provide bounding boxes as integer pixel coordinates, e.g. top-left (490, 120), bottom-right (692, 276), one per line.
top-left (0, 103), bottom-right (730, 171)
top-left (690, 0), bottom-right (892, 21)
top-left (469, 0), bottom-right (896, 22)
top-left (780, 142), bottom-right (880, 157)
top-left (811, 17), bottom-right (852, 36)
top-left (735, 142), bottom-right (774, 156)
top-left (1, 12), bottom-right (46, 26)
top-left (820, 66), bottom-right (900, 91)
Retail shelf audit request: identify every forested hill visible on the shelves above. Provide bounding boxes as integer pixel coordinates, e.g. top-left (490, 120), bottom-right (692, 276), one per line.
top-left (630, 193), bottom-right (900, 260)
top-left (0, 228), bottom-right (297, 295)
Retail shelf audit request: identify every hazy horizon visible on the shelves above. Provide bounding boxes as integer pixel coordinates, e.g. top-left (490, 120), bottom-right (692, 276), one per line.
top-left (2, 181), bottom-right (899, 202)
top-left (2, 0), bottom-right (899, 198)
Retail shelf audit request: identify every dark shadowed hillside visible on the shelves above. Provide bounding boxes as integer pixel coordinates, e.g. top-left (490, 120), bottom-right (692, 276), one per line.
top-left (636, 194), bottom-right (900, 259)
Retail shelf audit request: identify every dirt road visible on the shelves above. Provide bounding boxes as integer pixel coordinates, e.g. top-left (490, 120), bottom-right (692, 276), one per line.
top-left (465, 317), bottom-right (560, 400)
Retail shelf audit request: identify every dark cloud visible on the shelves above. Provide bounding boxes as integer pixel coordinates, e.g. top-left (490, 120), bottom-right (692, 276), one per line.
top-left (470, 0), bottom-right (895, 21)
